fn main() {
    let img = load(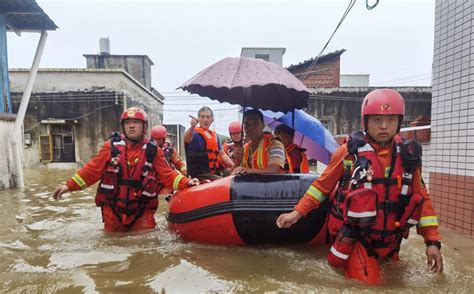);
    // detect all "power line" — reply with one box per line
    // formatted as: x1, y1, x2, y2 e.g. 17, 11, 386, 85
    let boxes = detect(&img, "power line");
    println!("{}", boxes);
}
299, 0, 356, 82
